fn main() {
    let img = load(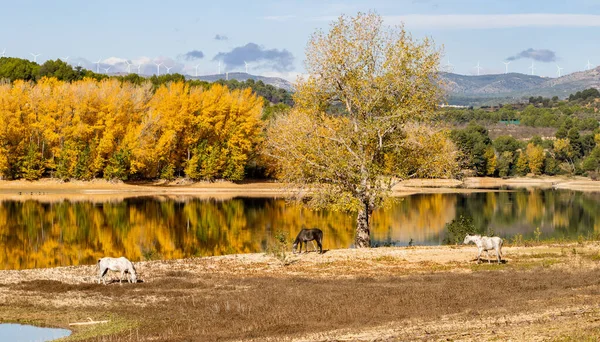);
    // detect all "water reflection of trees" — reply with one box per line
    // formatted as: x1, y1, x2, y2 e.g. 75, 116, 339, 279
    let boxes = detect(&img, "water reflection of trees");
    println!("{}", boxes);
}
0, 198, 358, 270
453, 190, 600, 239
1, 190, 598, 270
